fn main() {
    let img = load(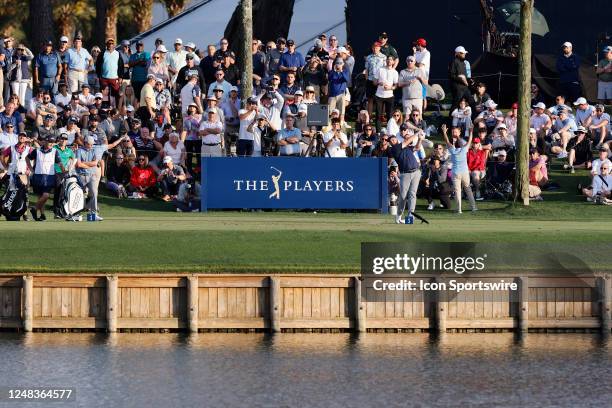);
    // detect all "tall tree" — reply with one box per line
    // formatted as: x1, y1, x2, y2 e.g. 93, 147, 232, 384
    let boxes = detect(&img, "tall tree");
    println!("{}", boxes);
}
163, 0, 188, 18
95, 0, 119, 44
54, 0, 95, 42
130, 0, 154, 33
238, 0, 253, 106
225, 0, 294, 47
29, 0, 55, 49
515, 0, 533, 205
